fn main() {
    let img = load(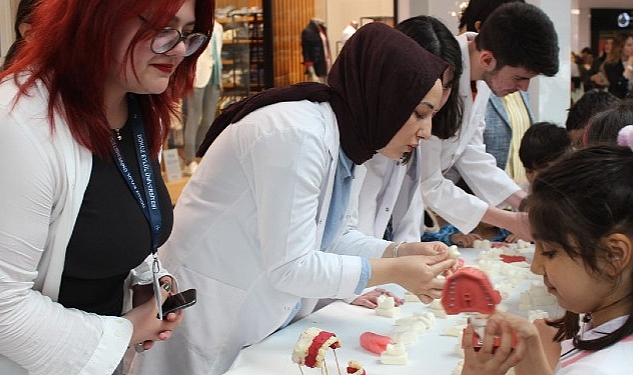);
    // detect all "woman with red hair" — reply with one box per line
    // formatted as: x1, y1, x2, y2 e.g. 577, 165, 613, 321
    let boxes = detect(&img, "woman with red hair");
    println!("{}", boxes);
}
0, 0, 214, 373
